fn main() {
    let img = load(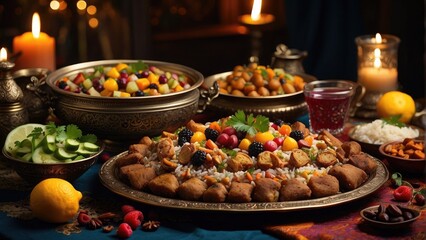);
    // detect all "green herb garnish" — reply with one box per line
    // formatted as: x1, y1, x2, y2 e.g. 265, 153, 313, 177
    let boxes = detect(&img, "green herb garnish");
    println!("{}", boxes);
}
221, 148, 237, 157
382, 115, 406, 128
129, 61, 148, 72
226, 110, 269, 136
